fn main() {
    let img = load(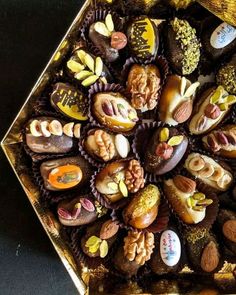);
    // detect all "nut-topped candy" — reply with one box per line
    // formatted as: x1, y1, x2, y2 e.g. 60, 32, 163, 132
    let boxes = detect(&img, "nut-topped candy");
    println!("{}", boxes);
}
122, 184, 161, 229
184, 153, 233, 192
92, 92, 139, 132
83, 129, 130, 162
164, 175, 213, 224
40, 156, 92, 191
81, 219, 119, 258
189, 86, 236, 135
166, 18, 201, 75
202, 125, 236, 158
126, 16, 159, 60
144, 127, 188, 175
95, 159, 145, 204
159, 75, 200, 125
57, 195, 107, 226
127, 64, 161, 112
66, 48, 112, 87
50, 83, 88, 121
26, 117, 81, 154
89, 13, 127, 62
